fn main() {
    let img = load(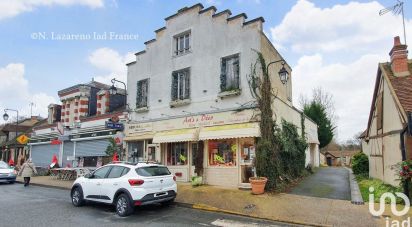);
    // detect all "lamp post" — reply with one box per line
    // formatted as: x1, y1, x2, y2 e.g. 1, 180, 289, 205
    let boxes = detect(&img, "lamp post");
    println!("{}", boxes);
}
266, 60, 289, 85
3, 109, 19, 162
109, 78, 128, 110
